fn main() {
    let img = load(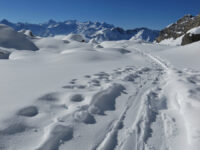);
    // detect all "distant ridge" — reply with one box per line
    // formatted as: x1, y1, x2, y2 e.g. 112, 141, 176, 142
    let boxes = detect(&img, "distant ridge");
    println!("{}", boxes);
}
0, 19, 159, 42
